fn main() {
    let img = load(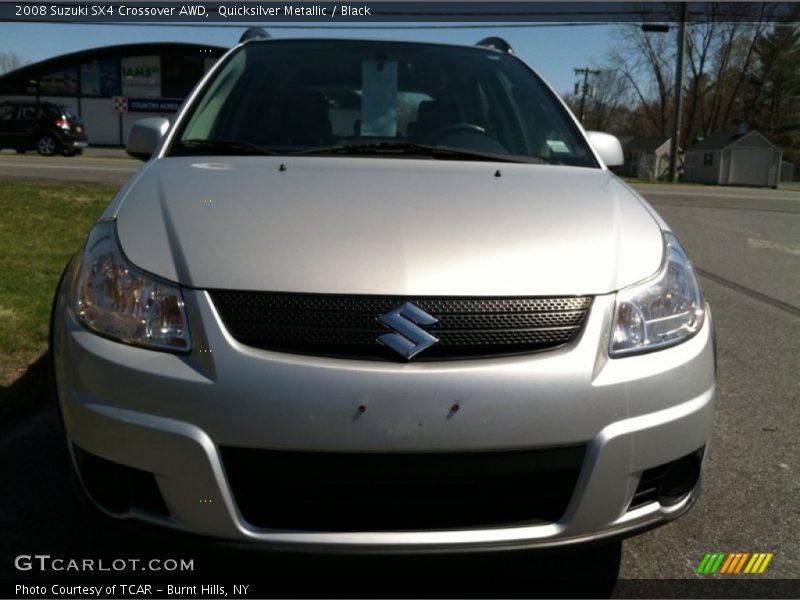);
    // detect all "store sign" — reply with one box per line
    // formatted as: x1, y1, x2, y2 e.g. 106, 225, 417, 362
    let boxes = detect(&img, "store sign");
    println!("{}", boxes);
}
82, 60, 102, 96
121, 56, 161, 98
128, 98, 183, 113
82, 58, 119, 96
113, 96, 128, 113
